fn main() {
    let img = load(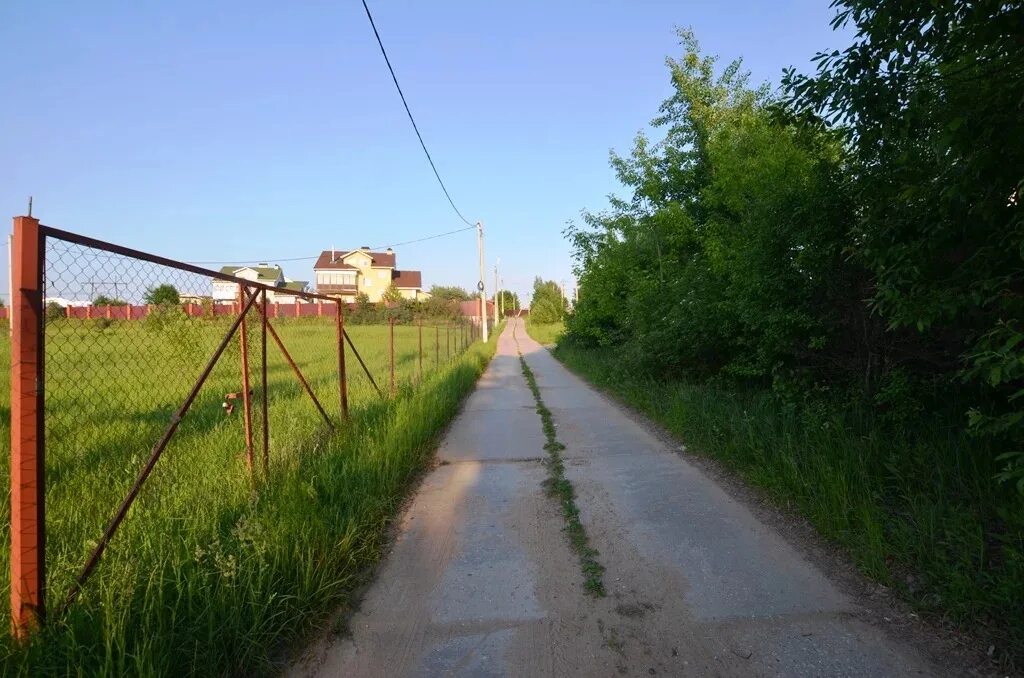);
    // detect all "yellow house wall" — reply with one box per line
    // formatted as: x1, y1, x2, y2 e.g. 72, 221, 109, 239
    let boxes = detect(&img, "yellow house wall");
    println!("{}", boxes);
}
341, 251, 392, 302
